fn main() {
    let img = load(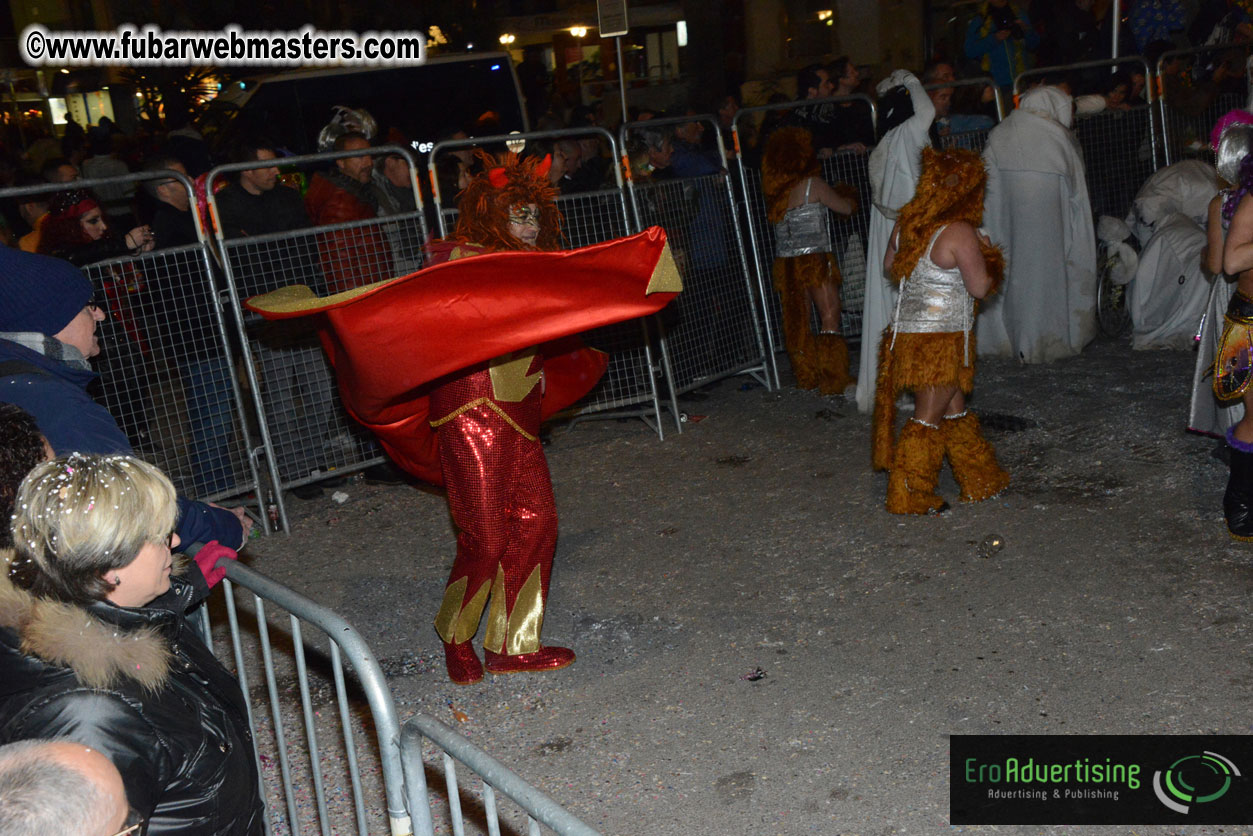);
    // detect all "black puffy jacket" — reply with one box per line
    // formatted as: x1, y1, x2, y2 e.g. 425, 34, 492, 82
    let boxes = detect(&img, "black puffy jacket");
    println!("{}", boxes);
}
0, 557, 264, 835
